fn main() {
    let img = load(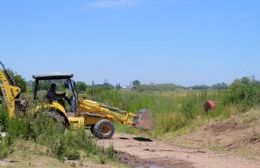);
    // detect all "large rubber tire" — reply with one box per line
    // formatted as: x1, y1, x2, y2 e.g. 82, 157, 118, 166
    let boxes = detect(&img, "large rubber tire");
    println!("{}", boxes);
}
93, 119, 115, 139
